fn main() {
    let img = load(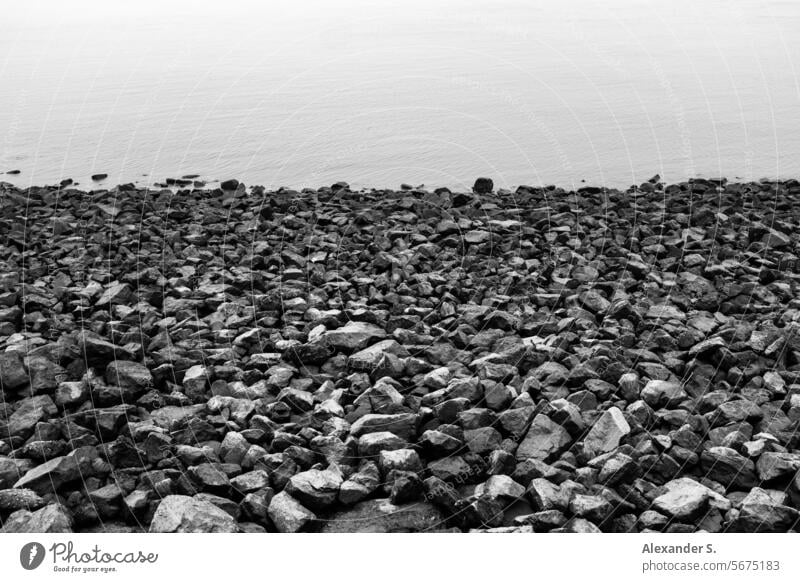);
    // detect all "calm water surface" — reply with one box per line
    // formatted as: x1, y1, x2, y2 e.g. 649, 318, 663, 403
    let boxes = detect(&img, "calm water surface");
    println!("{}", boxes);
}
1, 0, 799, 191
